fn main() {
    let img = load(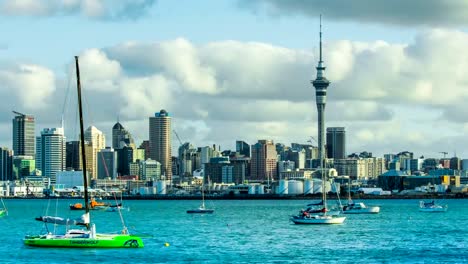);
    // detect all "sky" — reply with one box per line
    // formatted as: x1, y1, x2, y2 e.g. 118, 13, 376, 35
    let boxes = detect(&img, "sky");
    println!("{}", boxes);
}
1, 0, 468, 159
